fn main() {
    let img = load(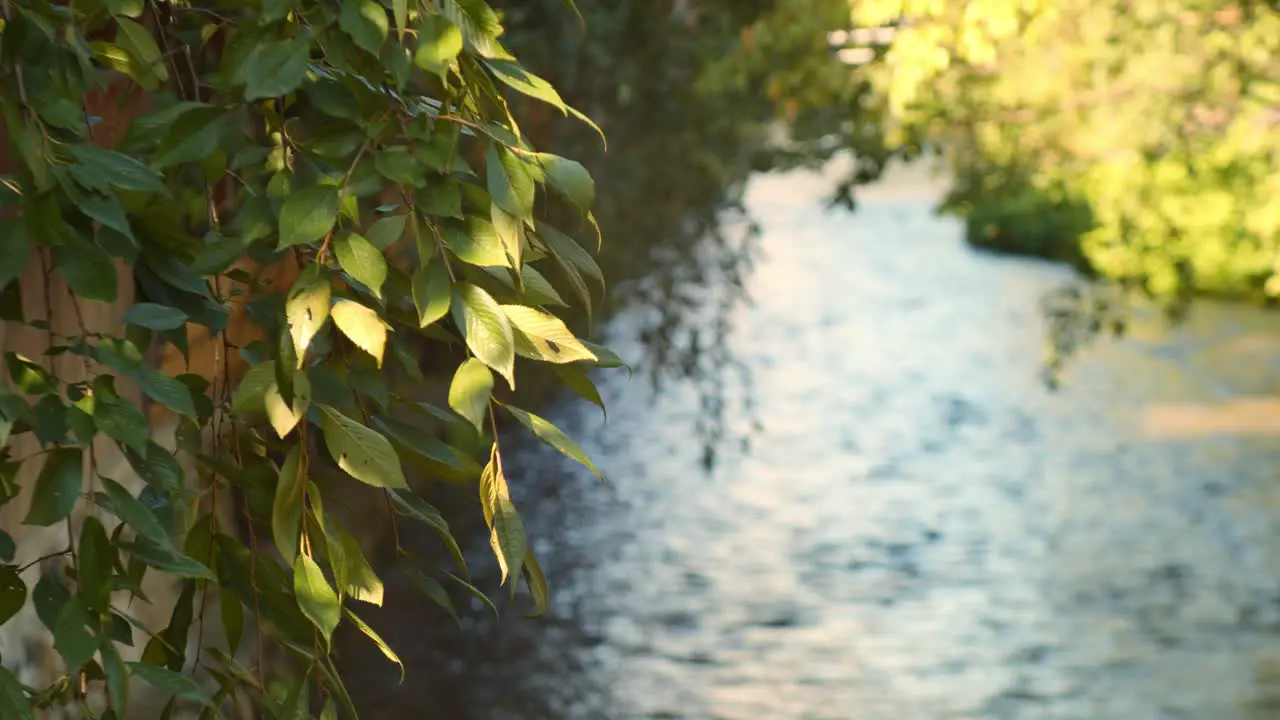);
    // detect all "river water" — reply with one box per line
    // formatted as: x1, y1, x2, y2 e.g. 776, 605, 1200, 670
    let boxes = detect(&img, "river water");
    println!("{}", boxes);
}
343, 159, 1280, 719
